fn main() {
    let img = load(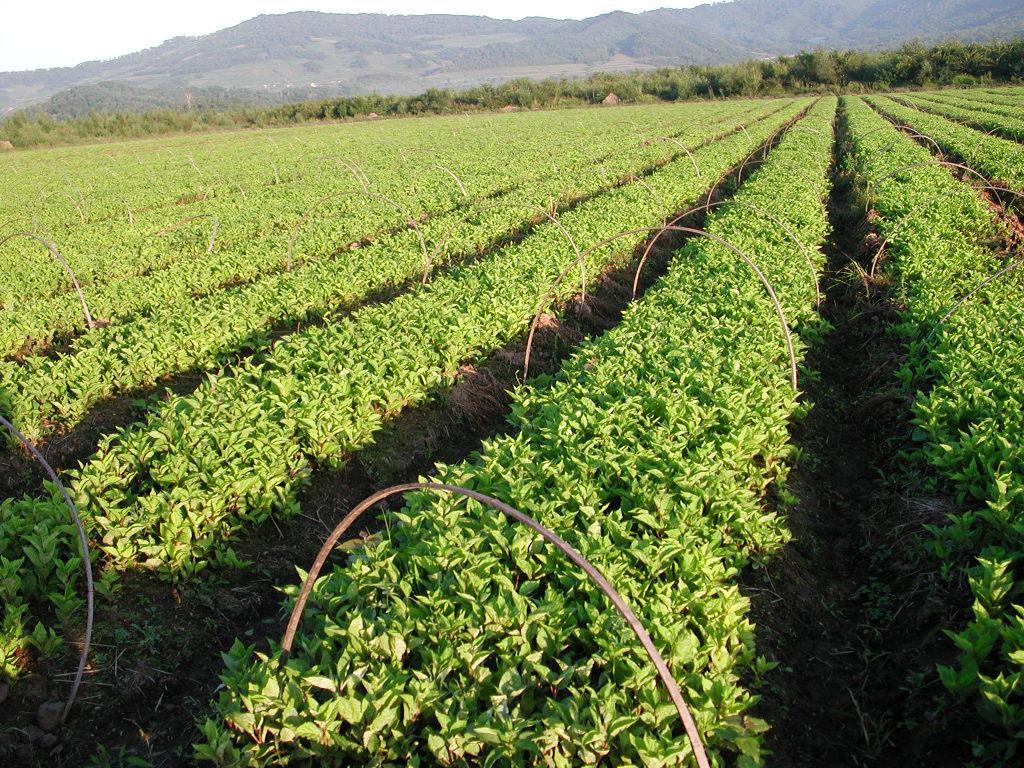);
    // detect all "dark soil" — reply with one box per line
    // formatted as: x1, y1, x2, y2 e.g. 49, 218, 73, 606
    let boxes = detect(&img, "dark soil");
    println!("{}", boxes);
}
746, 103, 975, 767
